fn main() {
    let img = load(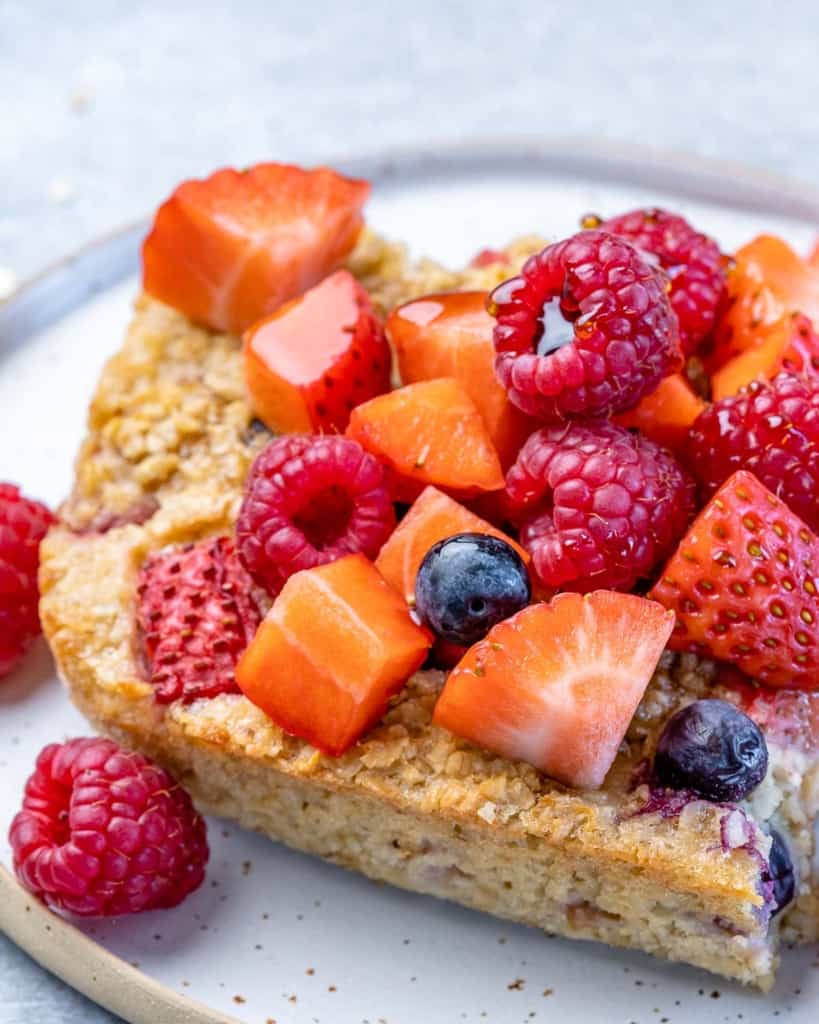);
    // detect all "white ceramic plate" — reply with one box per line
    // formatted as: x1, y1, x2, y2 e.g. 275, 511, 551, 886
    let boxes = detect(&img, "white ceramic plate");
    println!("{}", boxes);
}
2, 141, 819, 1024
